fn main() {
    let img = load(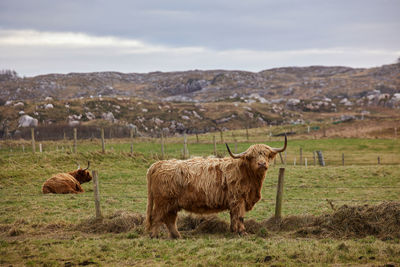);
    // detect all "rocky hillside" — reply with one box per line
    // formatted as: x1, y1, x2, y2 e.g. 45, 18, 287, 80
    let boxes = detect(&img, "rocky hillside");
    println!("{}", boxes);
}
0, 64, 399, 139
1, 64, 399, 103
